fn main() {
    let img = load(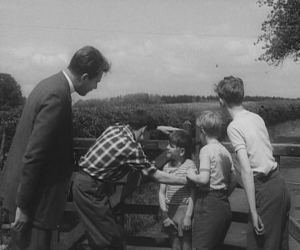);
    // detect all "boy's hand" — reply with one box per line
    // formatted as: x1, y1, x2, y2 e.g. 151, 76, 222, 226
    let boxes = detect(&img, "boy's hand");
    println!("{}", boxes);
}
163, 217, 177, 230
252, 213, 265, 235
182, 216, 192, 231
